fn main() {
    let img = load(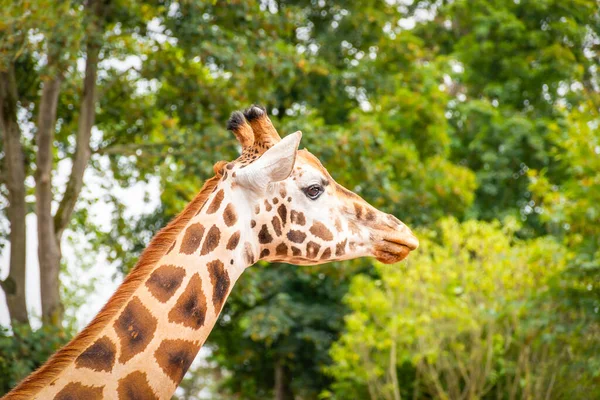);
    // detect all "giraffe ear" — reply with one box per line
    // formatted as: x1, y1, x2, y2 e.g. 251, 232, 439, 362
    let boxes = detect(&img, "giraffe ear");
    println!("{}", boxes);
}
235, 131, 302, 192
